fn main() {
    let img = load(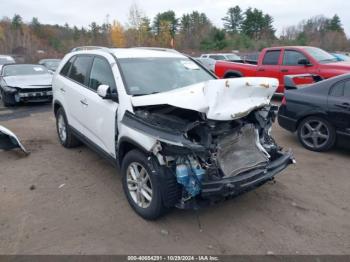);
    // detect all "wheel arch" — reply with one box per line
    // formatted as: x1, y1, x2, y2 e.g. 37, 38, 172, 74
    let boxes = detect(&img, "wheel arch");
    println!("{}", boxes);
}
117, 137, 150, 166
296, 111, 330, 130
223, 70, 244, 78
53, 100, 64, 116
